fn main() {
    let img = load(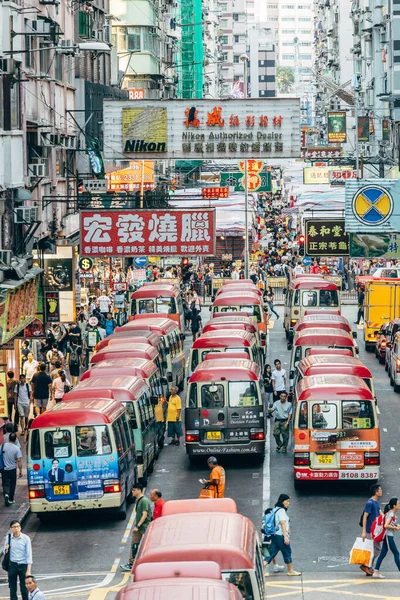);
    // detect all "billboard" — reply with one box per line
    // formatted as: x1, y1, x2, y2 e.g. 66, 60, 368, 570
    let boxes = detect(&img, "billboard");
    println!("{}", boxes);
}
103, 99, 301, 160
80, 209, 216, 257
300, 147, 343, 159
305, 219, 349, 256
303, 166, 352, 185
329, 170, 358, 186
44, 258, 73, 291
357, 116, 370, 142
350, 233, 400, 258
327, 112, 347, 144
106, 162, 154, 192
345, 179, 400, 232
221, 171, 271, 192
